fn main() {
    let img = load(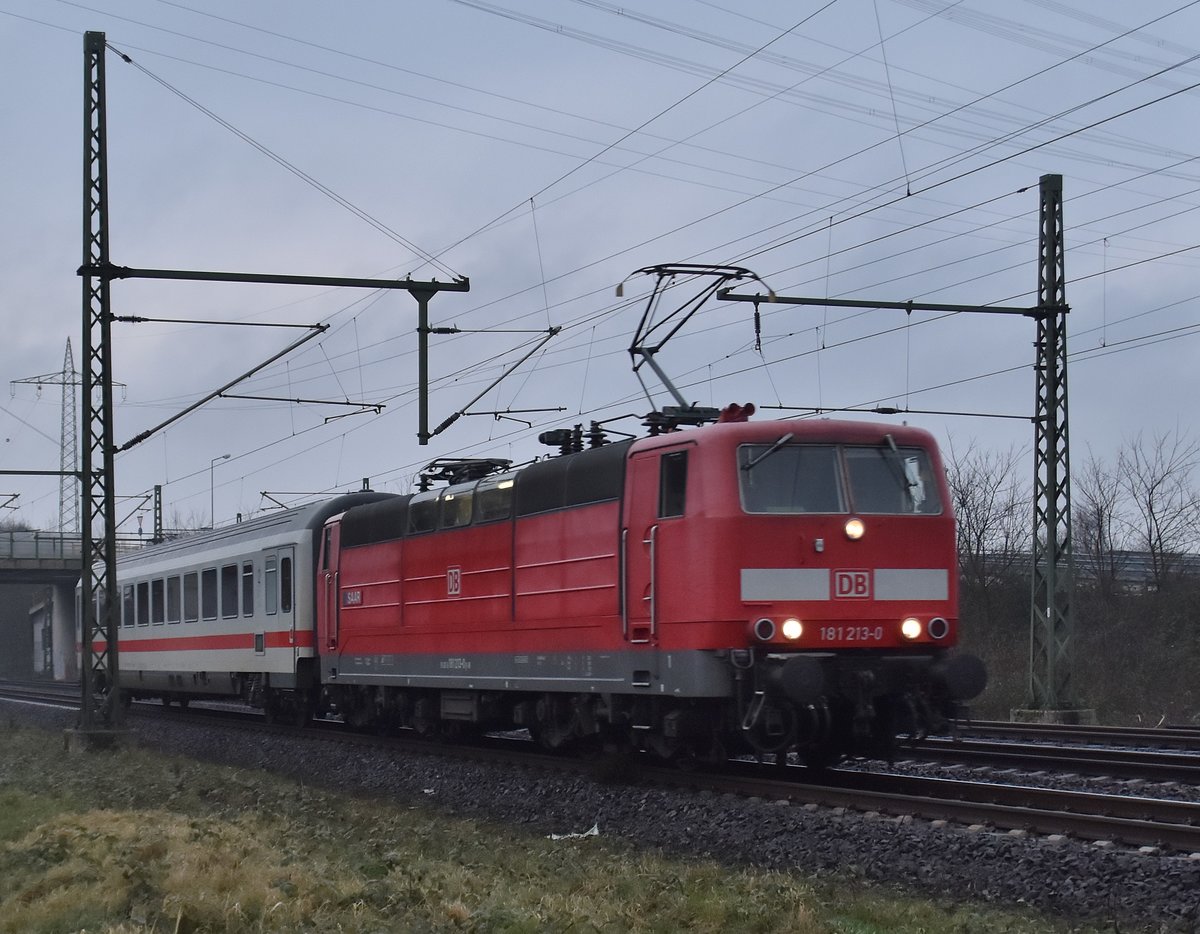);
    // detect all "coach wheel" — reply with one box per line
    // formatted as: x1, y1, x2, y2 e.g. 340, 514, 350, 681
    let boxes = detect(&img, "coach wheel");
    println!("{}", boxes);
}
264, 689, 301, 726
262, 692, 281, 725
292, 690, 315, 727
